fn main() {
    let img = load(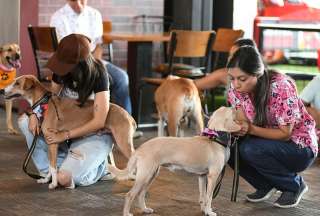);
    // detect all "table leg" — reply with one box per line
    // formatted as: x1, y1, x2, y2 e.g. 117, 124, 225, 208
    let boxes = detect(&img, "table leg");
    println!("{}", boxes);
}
127, 42, 157, 126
